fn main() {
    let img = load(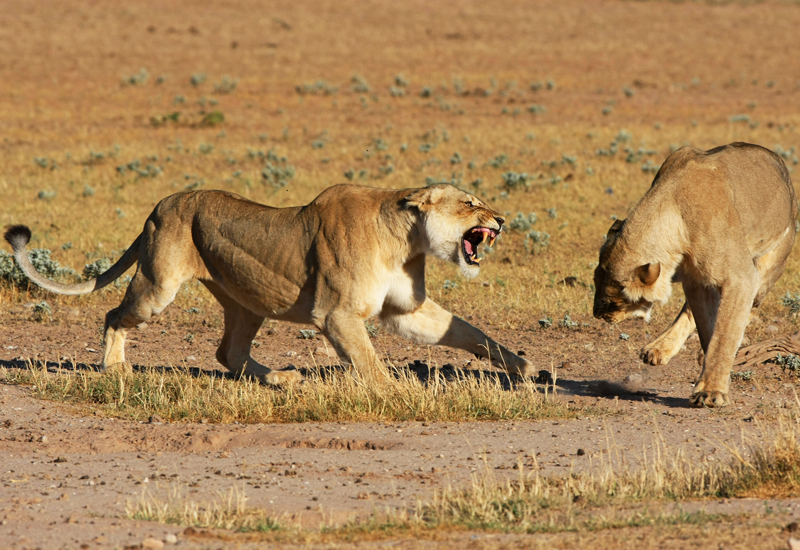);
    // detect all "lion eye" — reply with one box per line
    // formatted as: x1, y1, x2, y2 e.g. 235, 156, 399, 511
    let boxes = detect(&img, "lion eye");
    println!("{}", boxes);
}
464, 201, 476, 208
